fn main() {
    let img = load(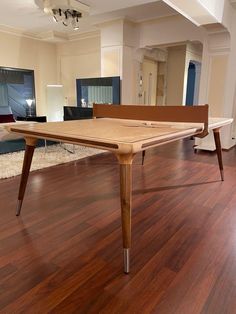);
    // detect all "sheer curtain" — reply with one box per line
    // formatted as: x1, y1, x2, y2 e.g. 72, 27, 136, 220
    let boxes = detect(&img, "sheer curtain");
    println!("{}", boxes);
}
0, 83, 9, 107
